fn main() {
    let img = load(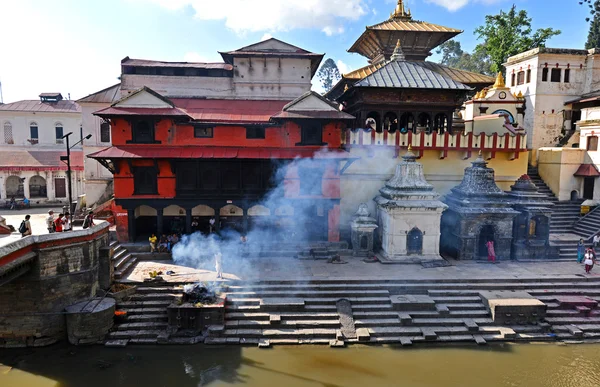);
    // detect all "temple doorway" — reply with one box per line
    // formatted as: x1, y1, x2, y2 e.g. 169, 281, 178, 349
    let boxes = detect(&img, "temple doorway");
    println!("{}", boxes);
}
478, 225, 495, 258
407, 227, 423, 255
584, 177, 595, 200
